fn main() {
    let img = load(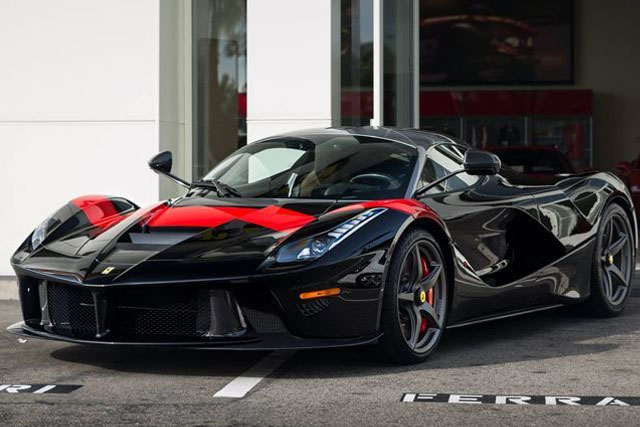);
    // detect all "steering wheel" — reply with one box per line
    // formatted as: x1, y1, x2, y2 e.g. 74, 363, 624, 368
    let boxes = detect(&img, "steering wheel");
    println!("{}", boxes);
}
350, 173, 398, 189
